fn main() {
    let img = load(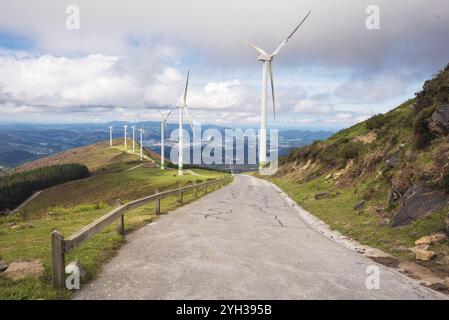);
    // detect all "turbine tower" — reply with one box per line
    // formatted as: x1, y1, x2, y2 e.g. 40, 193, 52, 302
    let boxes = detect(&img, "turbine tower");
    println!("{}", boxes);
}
159, 110, 173, 170
132, 125, 136, 153
109, 126, 113, 148
139, 128, 144, 161
243, 10, 311, 170
123, 125, 128, 150
176, 70, 194, 176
